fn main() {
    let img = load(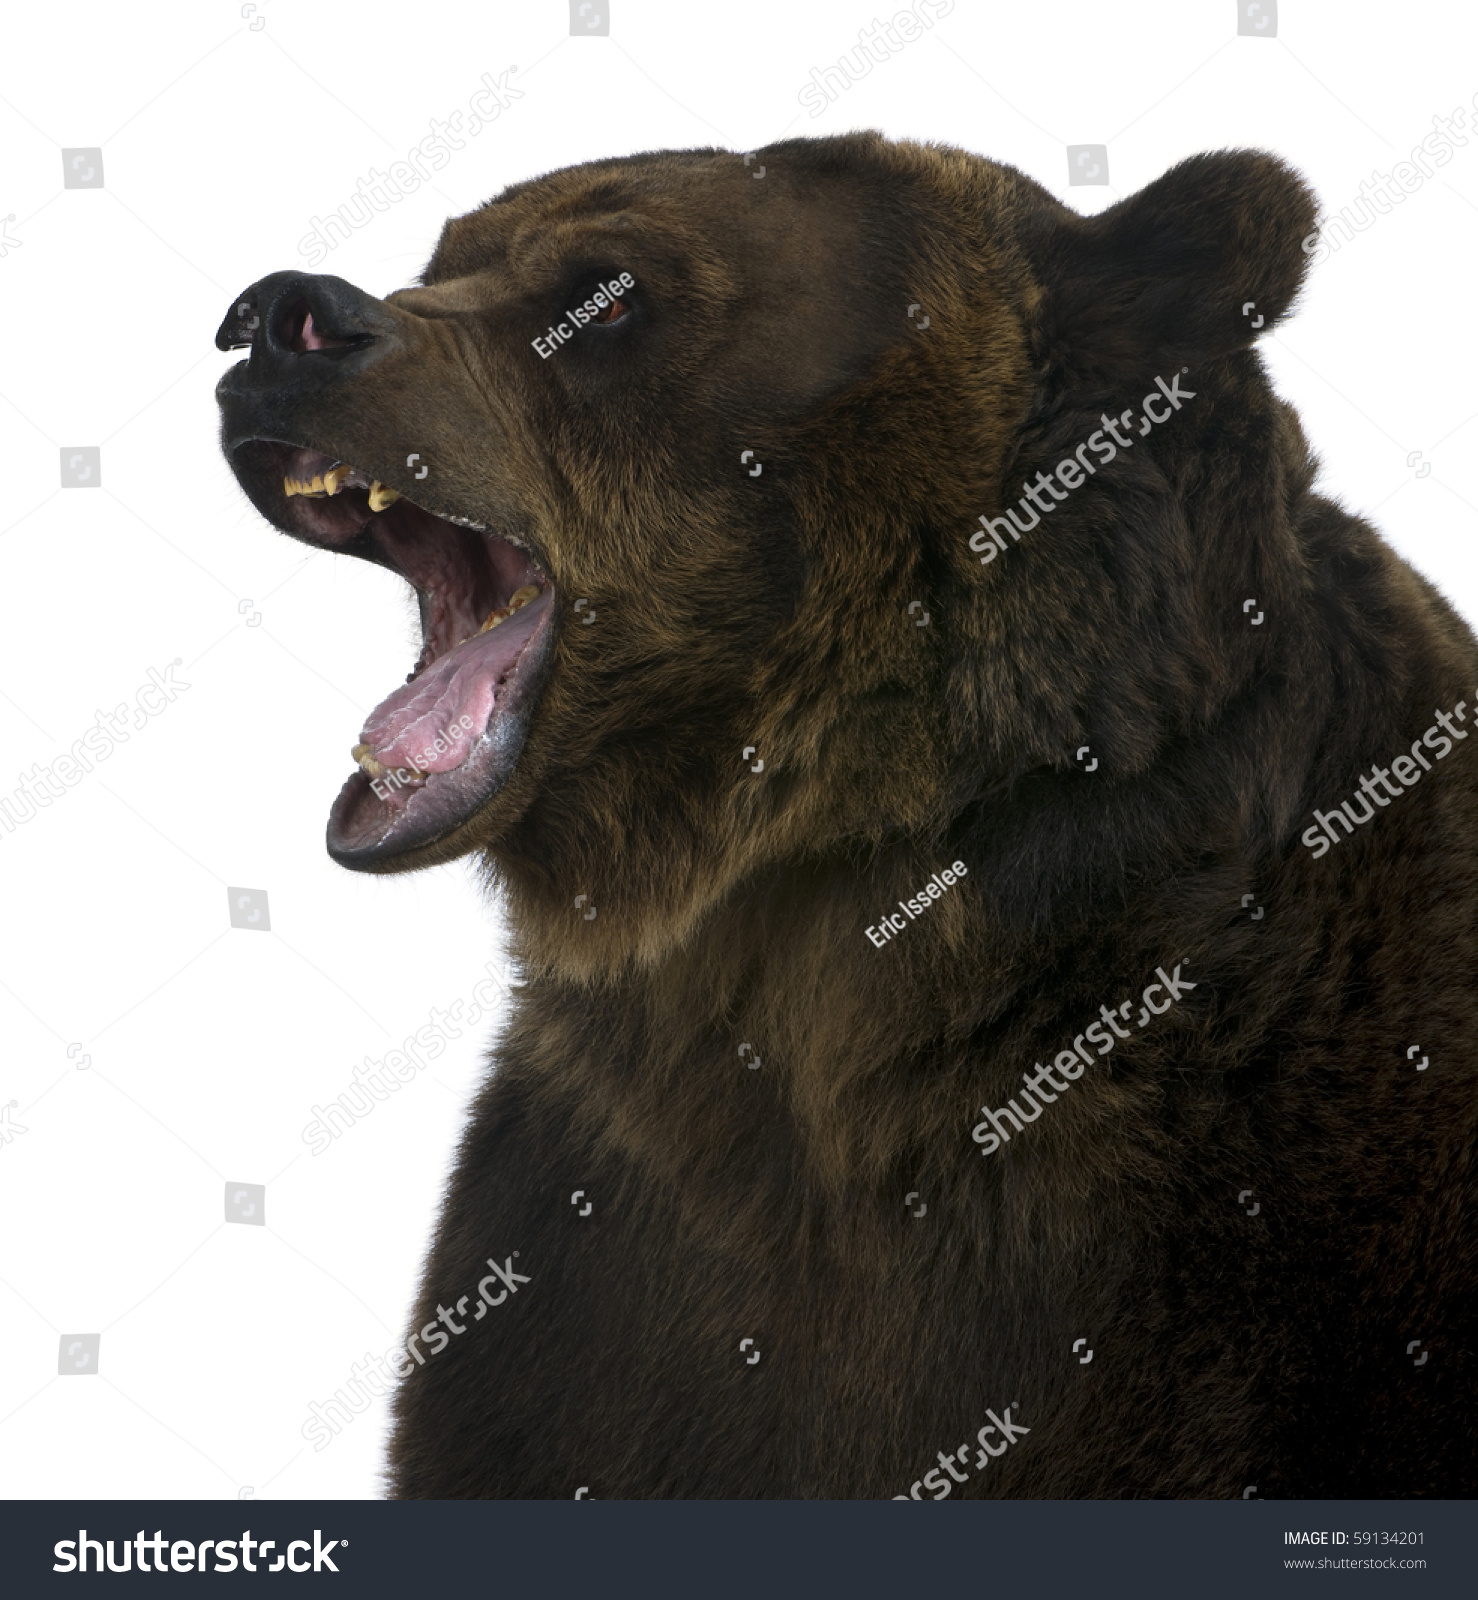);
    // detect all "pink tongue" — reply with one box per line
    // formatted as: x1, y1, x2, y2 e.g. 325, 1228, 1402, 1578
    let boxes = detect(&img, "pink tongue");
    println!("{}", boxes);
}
360, 599, 543, 774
